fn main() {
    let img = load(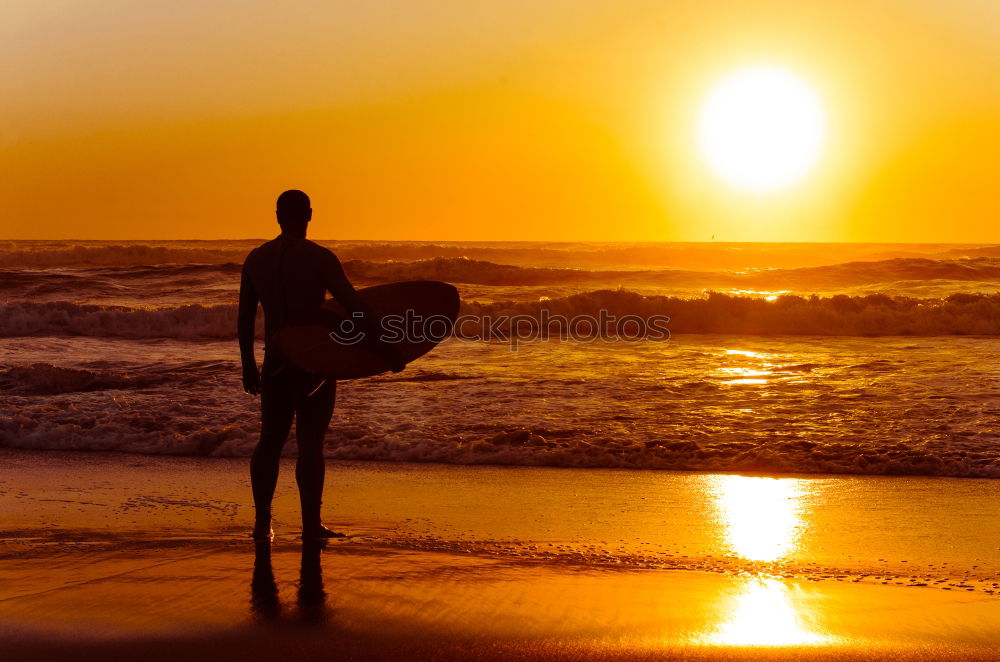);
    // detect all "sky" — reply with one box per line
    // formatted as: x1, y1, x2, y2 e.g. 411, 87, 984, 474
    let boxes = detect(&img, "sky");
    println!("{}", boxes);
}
2, 0, 998, 241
